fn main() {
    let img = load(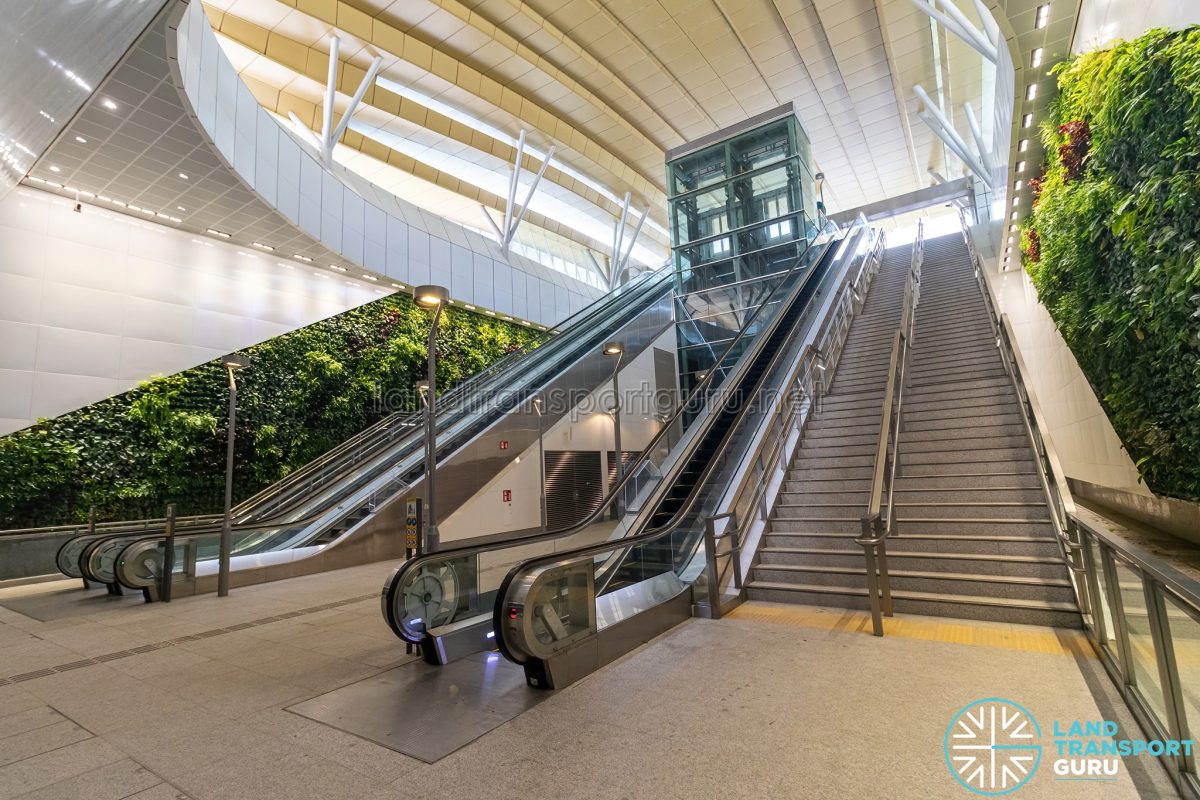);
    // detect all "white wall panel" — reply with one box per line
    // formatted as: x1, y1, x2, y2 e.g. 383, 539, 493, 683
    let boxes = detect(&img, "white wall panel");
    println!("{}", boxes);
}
0, 187, 385, 435
983, 257, 1148, 494
1074, 0, 1200, 53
